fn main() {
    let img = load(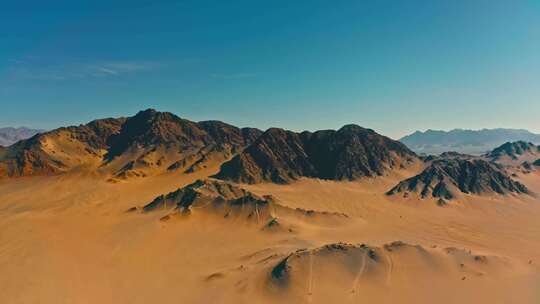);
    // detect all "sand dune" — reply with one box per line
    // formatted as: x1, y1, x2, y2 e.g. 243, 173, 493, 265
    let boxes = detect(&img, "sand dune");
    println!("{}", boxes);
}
266, 242, 532, 304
